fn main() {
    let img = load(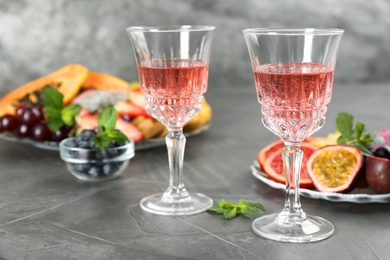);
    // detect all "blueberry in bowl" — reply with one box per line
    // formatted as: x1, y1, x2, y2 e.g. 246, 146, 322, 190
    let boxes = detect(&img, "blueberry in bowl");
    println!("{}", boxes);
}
59, 129, 135, 181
